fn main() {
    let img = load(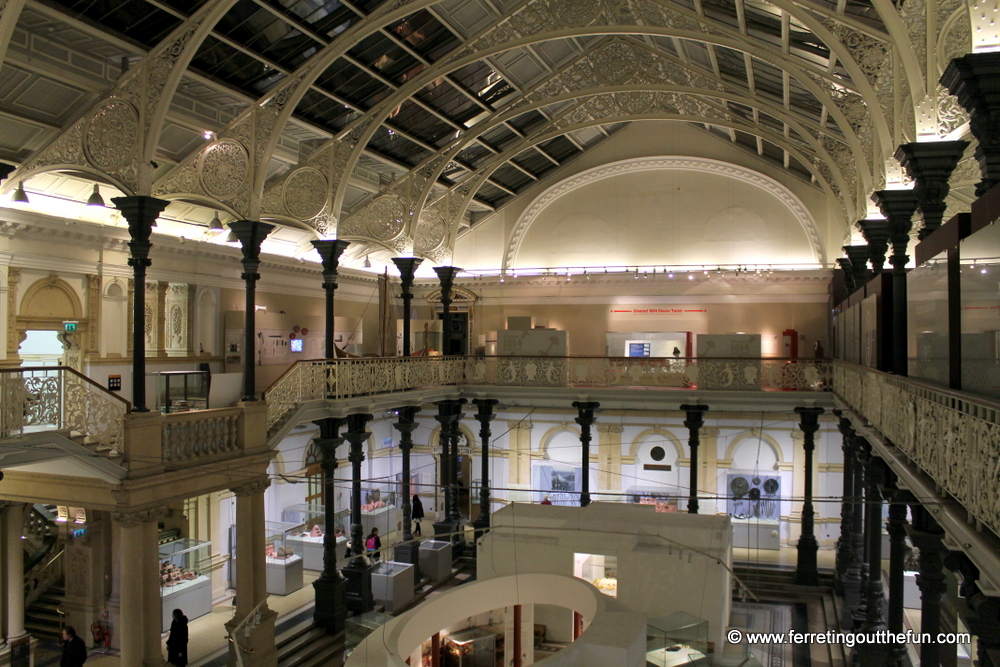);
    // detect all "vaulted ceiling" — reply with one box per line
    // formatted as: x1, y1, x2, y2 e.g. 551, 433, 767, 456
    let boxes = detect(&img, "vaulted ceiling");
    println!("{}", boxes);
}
0, 0, 980, 270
